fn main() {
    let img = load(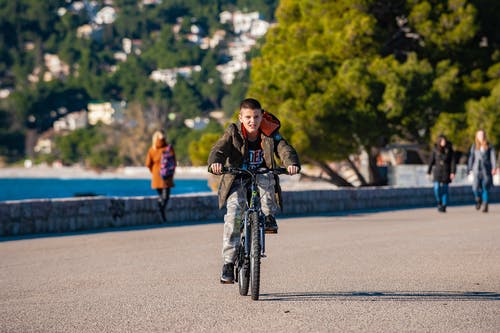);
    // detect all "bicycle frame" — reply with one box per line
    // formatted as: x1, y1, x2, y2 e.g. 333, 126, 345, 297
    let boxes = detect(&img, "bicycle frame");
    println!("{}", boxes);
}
225, 167, 287, 257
